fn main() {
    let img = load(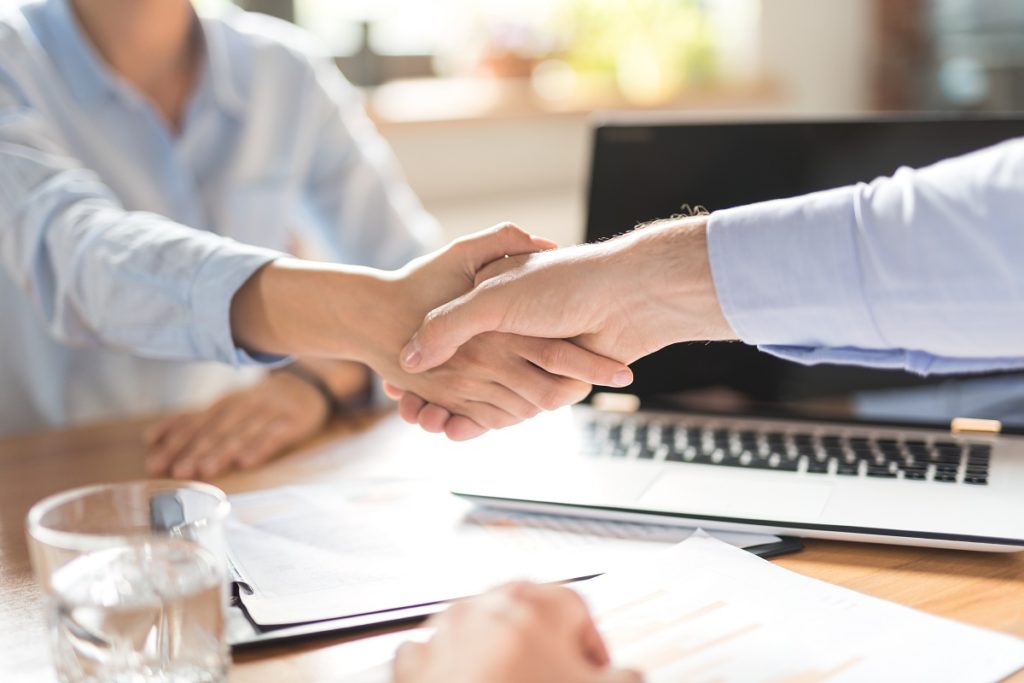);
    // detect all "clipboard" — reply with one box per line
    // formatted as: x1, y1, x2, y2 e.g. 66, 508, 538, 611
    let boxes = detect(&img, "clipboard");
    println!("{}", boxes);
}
228, 536, 803, 650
